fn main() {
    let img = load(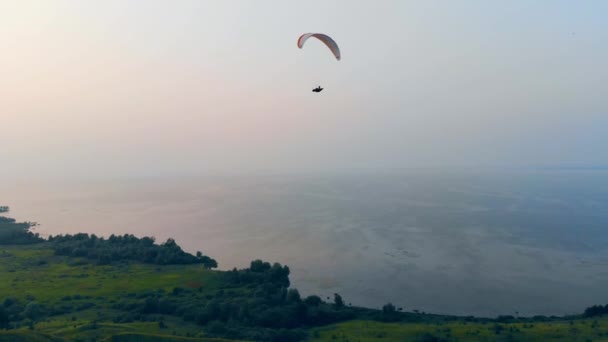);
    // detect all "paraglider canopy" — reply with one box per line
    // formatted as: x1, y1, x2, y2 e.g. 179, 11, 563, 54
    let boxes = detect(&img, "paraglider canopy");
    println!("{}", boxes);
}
297, 33, 341, 61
